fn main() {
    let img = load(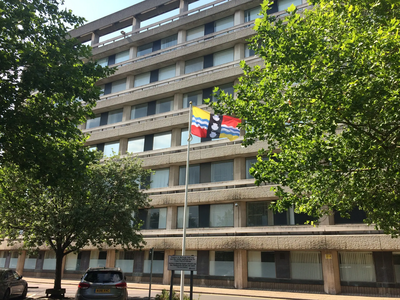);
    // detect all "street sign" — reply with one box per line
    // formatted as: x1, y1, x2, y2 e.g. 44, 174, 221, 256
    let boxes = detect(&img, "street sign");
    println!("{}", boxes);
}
168, 255, 197, 271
